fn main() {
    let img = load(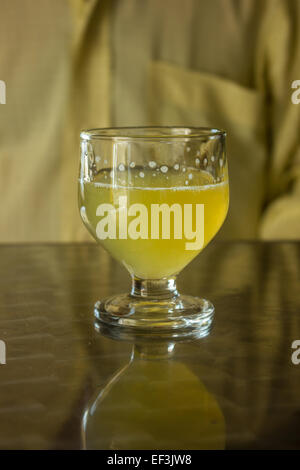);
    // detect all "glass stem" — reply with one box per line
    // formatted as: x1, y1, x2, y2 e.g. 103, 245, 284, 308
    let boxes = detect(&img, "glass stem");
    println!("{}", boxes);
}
131, 342, 176, 361
131, 276, 179, 301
